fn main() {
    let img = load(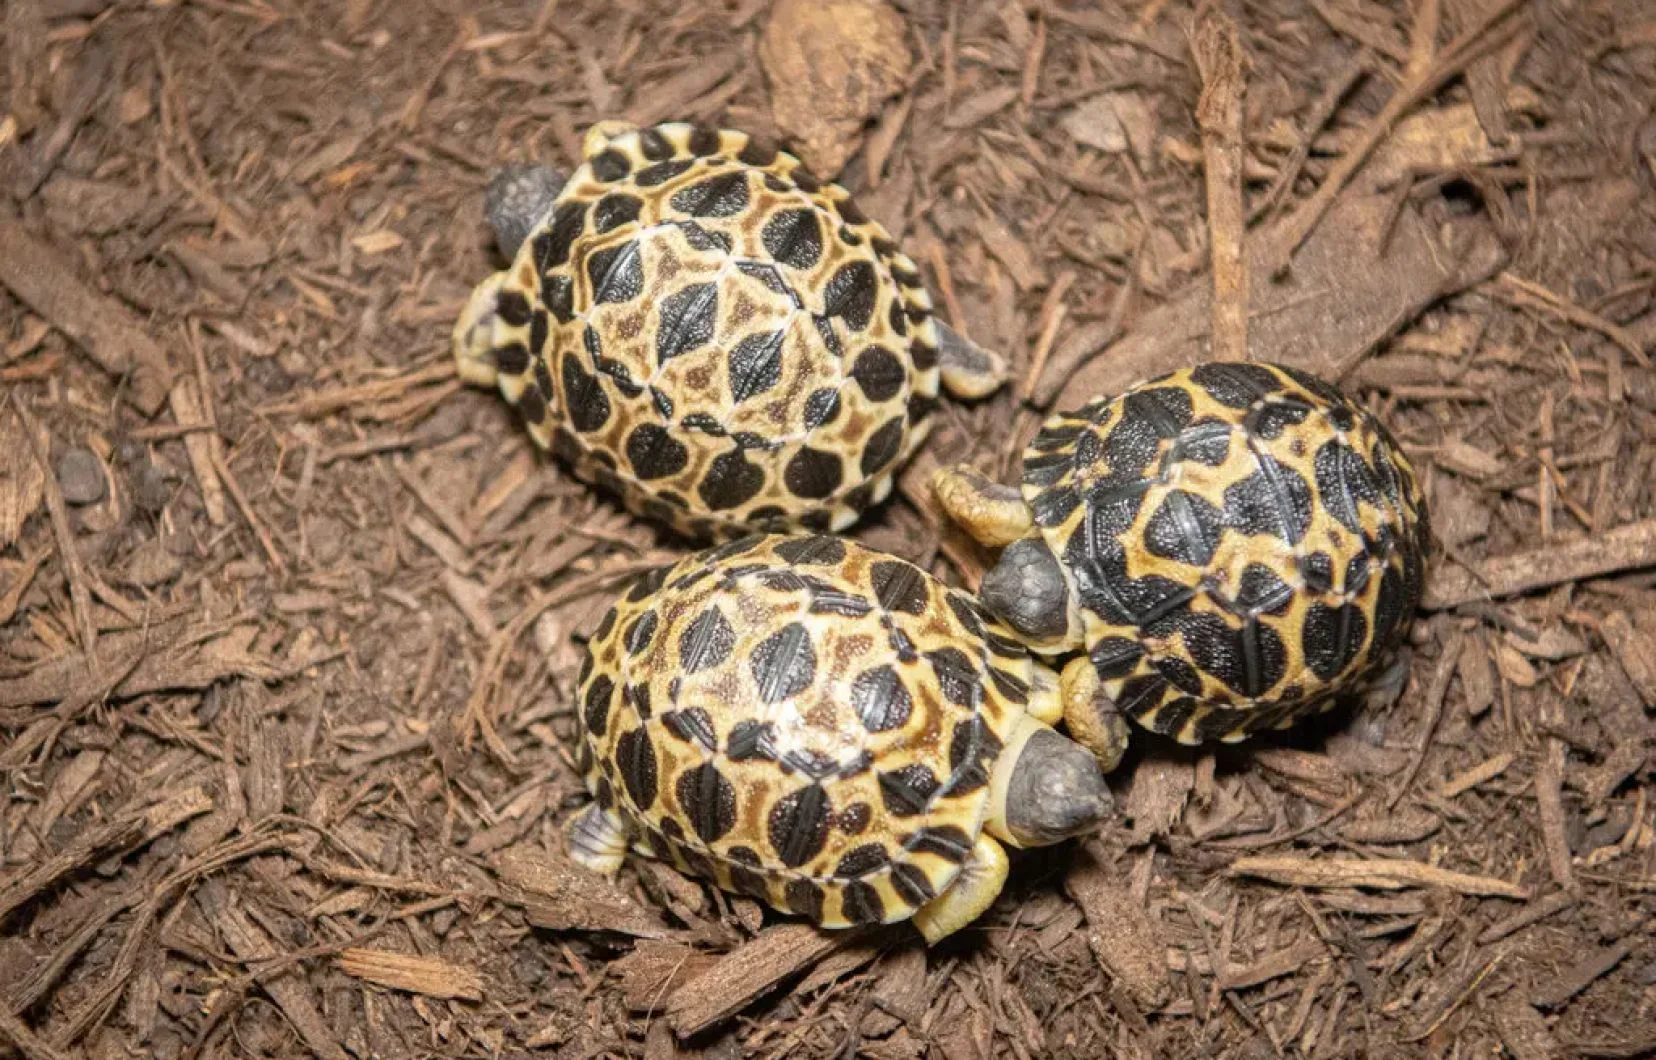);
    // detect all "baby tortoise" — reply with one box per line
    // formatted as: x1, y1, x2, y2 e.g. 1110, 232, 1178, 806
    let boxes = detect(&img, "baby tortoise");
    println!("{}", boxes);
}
570, 533, 1112, 943
933, 362, 1430, 768
454, 121, 1006, 541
